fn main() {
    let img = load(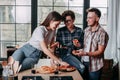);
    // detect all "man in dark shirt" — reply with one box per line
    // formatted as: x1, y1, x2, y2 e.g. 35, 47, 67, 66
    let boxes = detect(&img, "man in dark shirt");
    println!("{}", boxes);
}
56, 10, 85, 77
